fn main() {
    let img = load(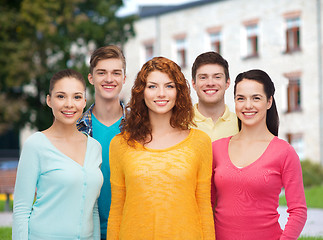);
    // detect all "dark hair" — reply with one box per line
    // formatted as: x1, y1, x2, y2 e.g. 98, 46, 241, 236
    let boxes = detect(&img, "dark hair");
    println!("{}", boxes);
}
89, 45, 126, 74
192, 51, 229, 82
49, 69, 85, 95
122, 56, 194, 146
234, 69, 279, 136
